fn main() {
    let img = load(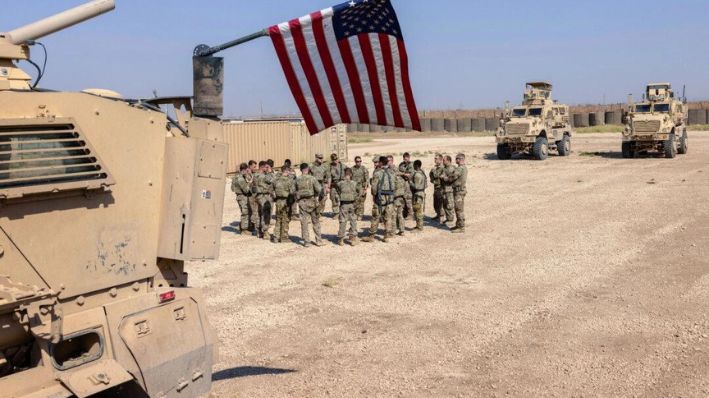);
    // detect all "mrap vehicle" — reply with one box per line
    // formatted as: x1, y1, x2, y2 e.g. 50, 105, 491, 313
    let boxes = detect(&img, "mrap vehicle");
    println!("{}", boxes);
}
496, 82, 573, 160
622, 83, 688, 158
0, 1, 228, 397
